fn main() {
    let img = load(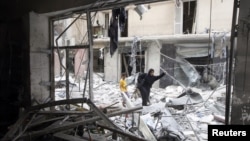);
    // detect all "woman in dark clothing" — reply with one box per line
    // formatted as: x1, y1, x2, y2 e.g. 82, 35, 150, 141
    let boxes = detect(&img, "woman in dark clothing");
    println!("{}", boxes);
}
137, 69, 165, 106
